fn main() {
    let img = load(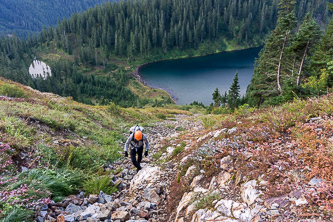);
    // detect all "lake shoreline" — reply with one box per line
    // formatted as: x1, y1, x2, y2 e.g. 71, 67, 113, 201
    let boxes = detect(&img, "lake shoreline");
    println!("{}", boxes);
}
132, 46, 262, 105
133, 63, 179, 103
